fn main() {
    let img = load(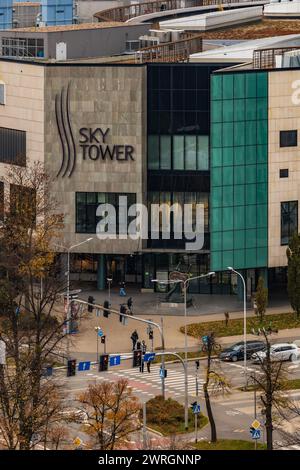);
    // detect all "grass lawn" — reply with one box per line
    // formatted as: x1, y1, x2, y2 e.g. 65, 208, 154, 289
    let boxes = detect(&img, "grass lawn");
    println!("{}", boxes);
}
144, 395, 208, 436
193, 439, 266, 450
182, 312, 300, 340
241, 378, 300, 392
